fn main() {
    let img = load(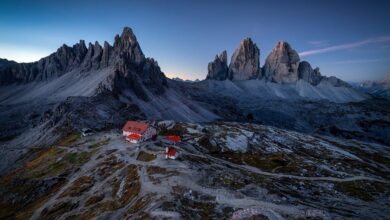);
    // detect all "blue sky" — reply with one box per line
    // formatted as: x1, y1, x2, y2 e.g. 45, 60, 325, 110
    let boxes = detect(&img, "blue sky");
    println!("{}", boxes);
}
0, 0, 389, 82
